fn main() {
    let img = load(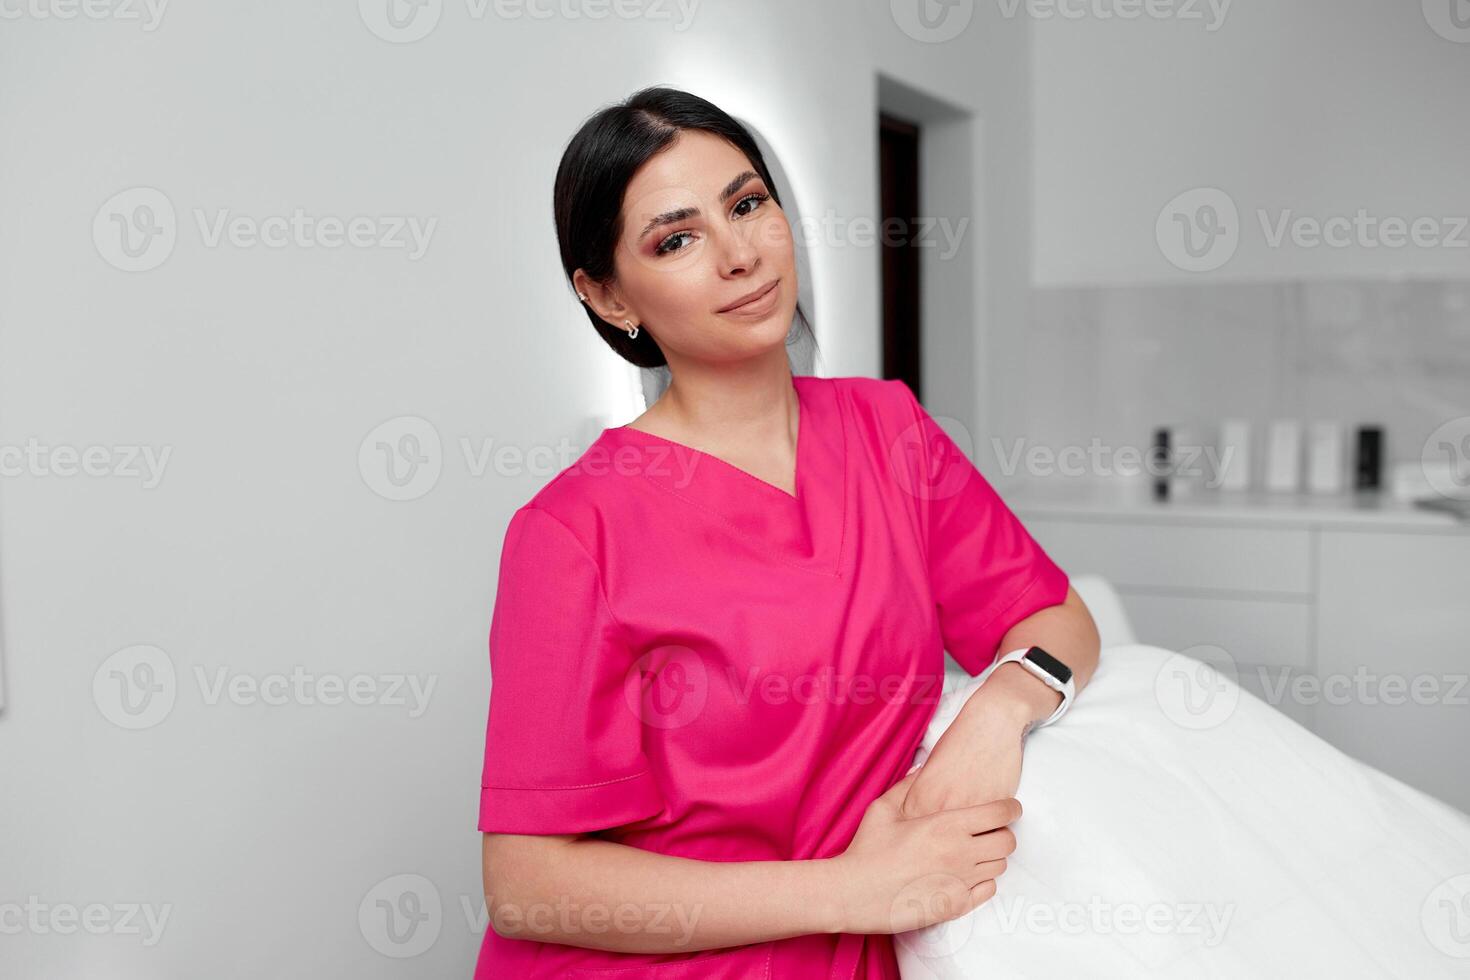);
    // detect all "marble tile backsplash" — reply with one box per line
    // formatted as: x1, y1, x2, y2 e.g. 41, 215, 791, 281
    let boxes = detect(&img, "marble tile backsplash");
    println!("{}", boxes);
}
1023, 279, 1470, 488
